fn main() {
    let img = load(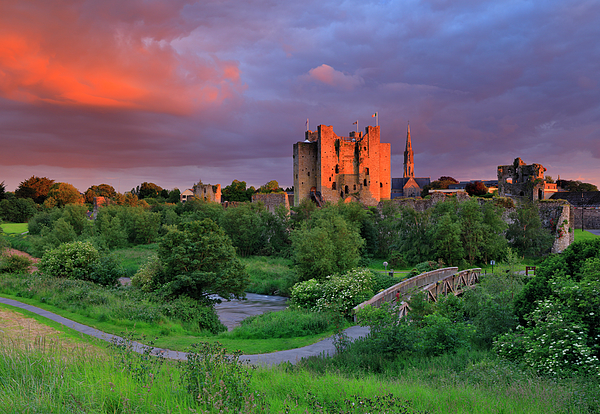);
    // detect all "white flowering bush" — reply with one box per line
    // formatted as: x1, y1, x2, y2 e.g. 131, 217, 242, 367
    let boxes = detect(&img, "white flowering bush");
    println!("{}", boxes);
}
494, 275, 600, 377
290, 268, 375, 317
